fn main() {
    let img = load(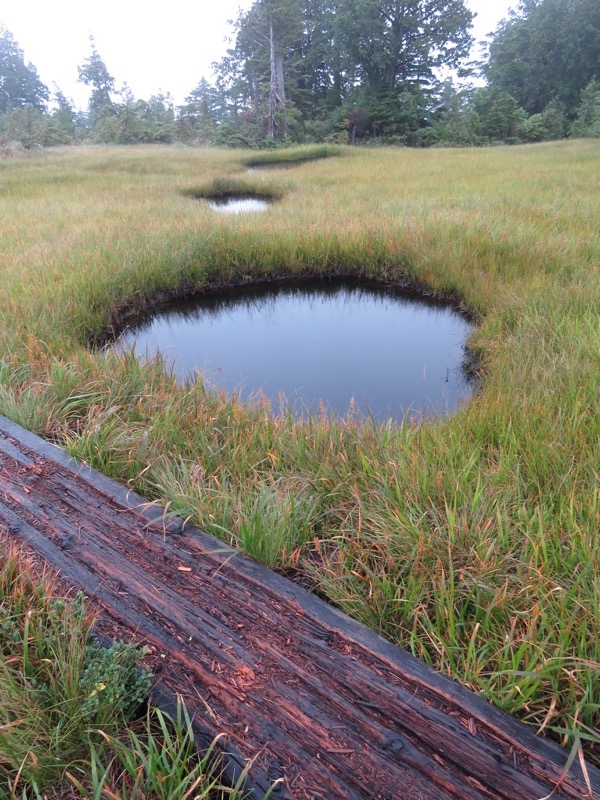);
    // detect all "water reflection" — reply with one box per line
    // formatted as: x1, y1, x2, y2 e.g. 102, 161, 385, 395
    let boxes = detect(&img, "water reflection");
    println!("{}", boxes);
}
207, 197, 270, 214
113, 279, 473, 422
